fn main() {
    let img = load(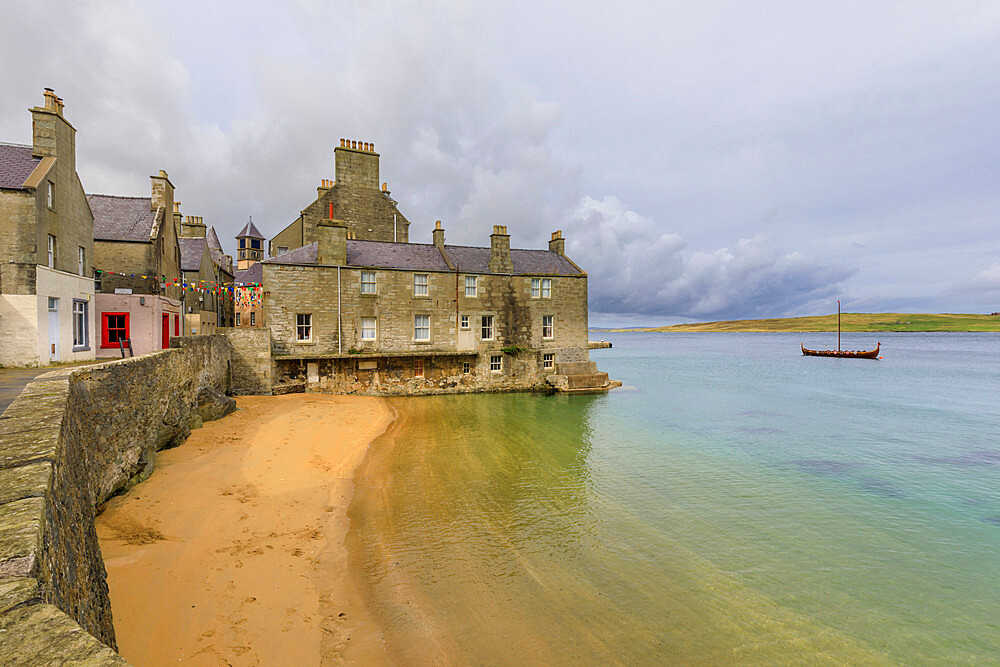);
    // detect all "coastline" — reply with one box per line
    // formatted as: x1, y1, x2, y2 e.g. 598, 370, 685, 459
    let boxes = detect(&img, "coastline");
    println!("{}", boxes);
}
95, 393, 395, 665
